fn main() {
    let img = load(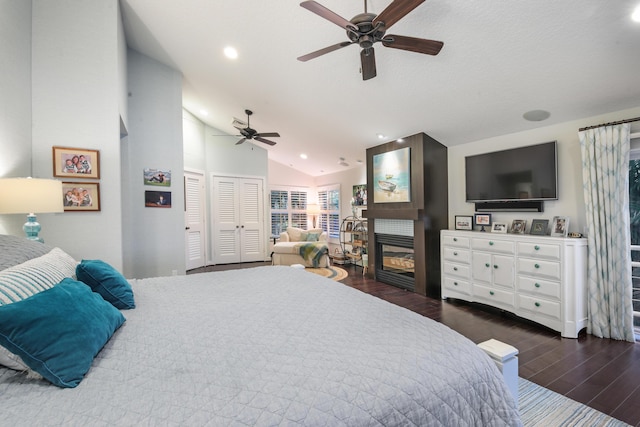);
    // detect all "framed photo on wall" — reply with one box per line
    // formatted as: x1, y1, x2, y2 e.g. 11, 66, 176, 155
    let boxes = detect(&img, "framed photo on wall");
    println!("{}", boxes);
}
455, 215, 473, 230
53, 146, 100, 179
62, 182, 100, 212
145, 191, 172, 208
143, 168, 171, 187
